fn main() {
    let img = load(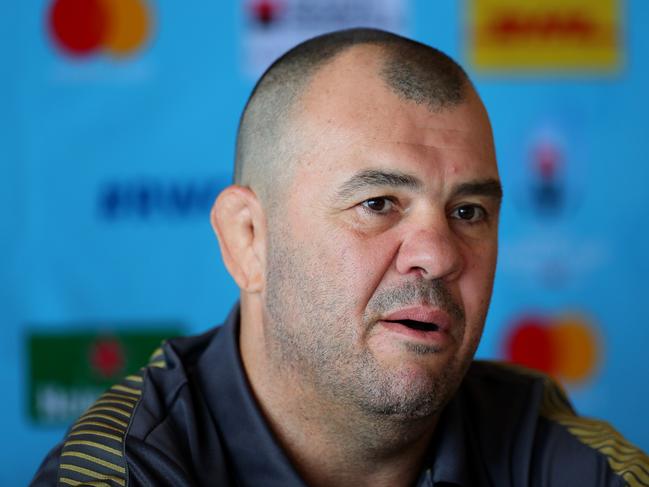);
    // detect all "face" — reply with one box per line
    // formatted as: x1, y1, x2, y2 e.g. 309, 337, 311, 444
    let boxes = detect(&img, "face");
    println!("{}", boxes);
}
263, 47, 501, 419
